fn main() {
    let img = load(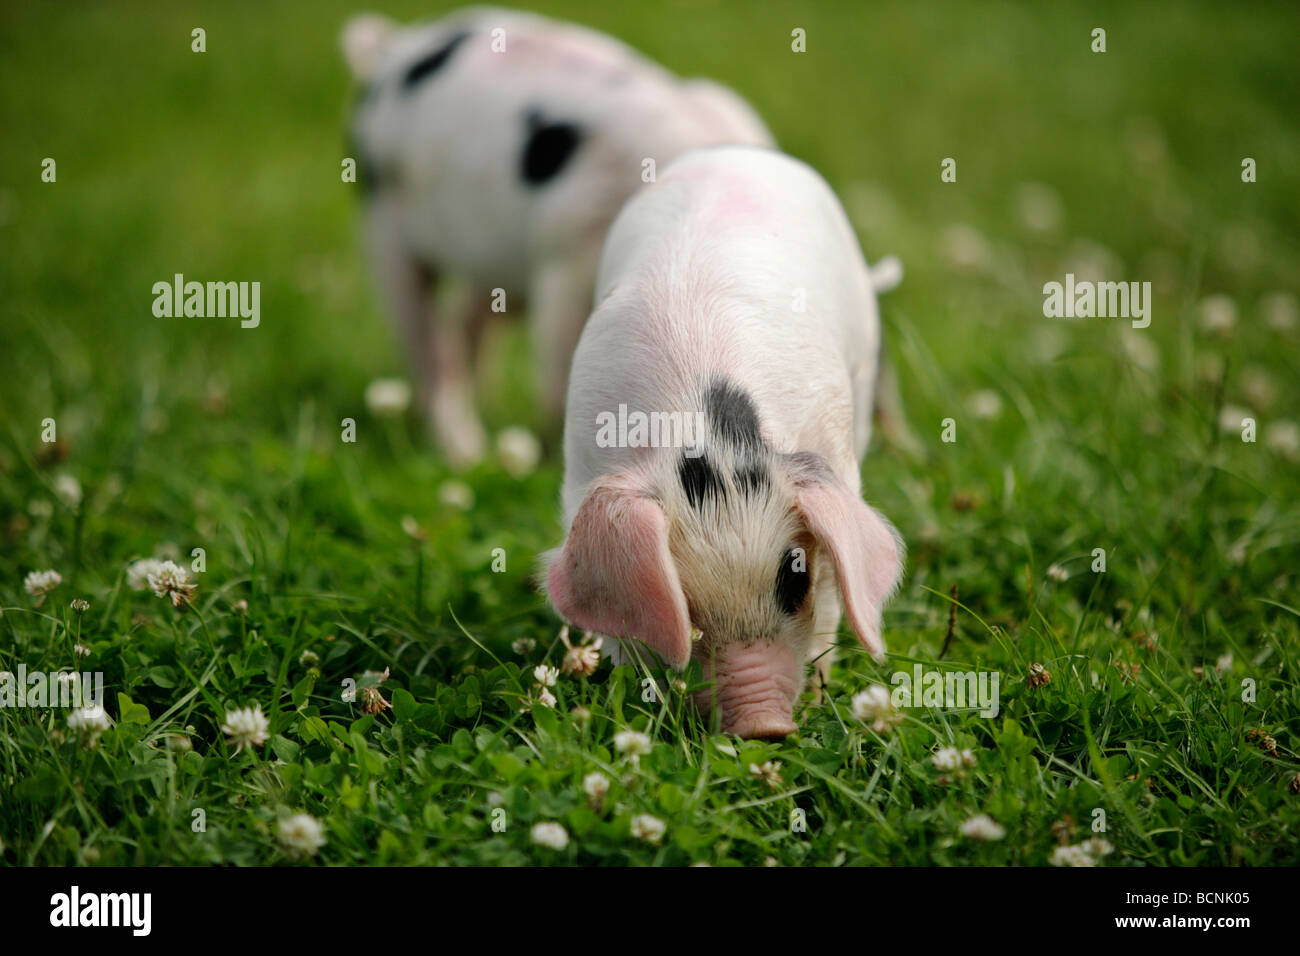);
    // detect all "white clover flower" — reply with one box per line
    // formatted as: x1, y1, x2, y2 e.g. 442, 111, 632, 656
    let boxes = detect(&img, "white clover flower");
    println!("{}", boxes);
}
512, 637, 537, 656
1045, 563, 1069, 582
939, 224, 991, 274
561, 629, 602, 677
959, 814, 1005, 841
533, 665, 559, 688
582, 772, 610, 806
496, 426, 541, 479
1199, 294, 1238, 336
1261, 291, 1297, 331
1063, 239, 1121, 286
850, 685, 902, 734
277, 813, 326, 859
1050, 844, 1096, 867
1240, 367, 1275, 411
1266, 421, 1300, 461
517, 687, 557, 714
147, 560, 195, 607
1083, 837, 1114, 858
67, 705, 111, 745
530, 822, 569, 850
1216, 653, 1233, 672
400, 515, 426, 541
932, 747, 976, 772
850, 684, 890, 719
126, 558, 167, 591
74, 643, 91, 658
749, 760, 783, 789
23, 569, 62, 604
562, 642, 601, 677
54, 474, 82, 508
614, 730, 652, 757
1218, 404, 1252, 435
1013, 182, 1064, 234
364, 377, 411, 417
221, 705, 270, 753
1120, 330, 1159, 372
359, 686, 390, 715
630, 814, 666, 844
70, 598, 90, 613
55, 672, 80, 700
1050, 837, 1113, 867
438, 480, 475, 511
967, 390, 1003, 420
